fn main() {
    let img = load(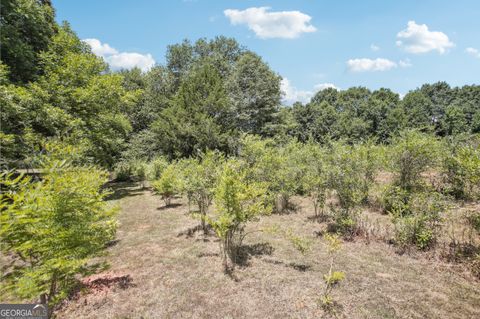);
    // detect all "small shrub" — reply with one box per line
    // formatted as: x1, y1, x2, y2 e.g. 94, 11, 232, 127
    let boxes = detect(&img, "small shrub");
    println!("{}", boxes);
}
442, 144, 480, 199
325, 142, 365, 238
147, 156, 169, 181
114, 160, 133, 181
132, 160, 148, 188
206, 160, 271, 271
301, 143, 328, 218
391, 192, 444, 251
321, 234, 345, 313
382, 185, 411, 216
178, 151, 224, 234
0, 143, 117, 314
285, 229, 313, 255
152, 163, 180, 206
389, 130, 441, 192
